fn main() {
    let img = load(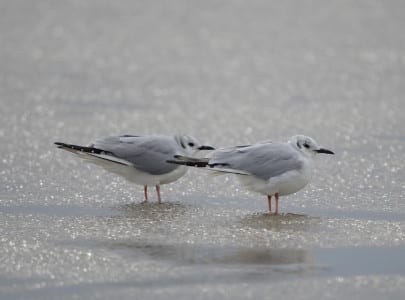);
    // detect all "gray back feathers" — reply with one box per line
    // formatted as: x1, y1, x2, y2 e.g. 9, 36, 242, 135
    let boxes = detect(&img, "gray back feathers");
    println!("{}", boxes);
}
92, 135, 184, 175
209, 142, 303, 180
